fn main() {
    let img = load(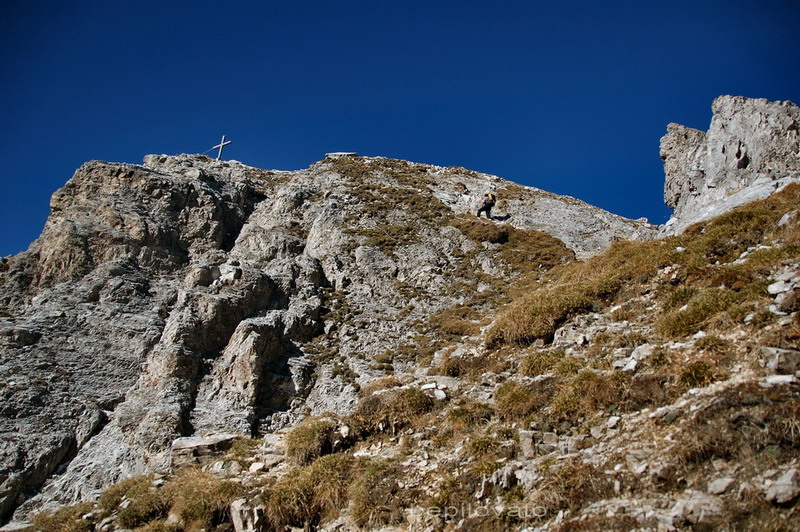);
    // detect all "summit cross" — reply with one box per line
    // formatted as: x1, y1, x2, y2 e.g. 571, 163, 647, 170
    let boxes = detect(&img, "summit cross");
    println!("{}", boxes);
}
212, 135, 232, 160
